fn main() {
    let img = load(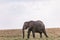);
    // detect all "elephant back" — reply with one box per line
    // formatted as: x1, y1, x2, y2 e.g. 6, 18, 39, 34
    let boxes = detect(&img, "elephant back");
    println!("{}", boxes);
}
35, 20, 45, 28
